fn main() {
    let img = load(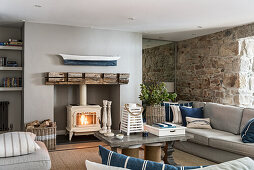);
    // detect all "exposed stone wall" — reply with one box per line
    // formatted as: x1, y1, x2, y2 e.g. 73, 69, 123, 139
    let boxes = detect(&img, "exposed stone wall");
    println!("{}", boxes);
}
143, 43, 175, 83
176, 23, 254, 107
